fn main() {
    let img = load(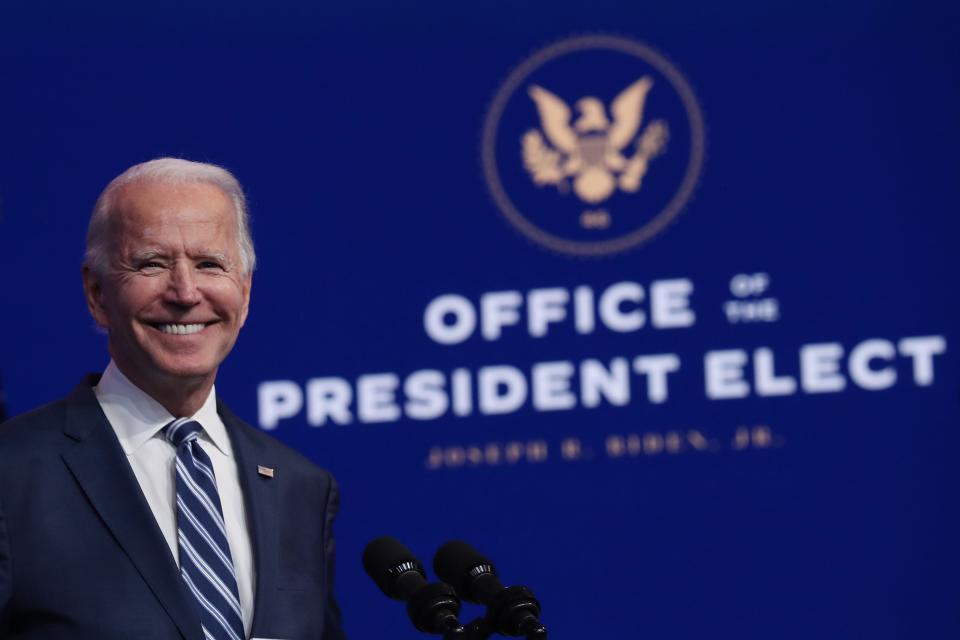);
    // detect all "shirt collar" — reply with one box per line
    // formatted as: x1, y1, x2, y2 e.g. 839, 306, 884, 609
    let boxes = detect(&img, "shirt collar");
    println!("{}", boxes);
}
94, 360, 232, 457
